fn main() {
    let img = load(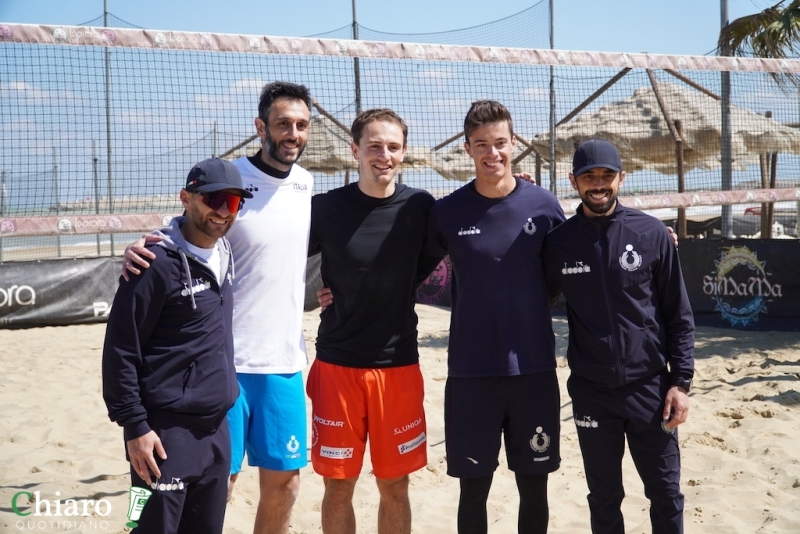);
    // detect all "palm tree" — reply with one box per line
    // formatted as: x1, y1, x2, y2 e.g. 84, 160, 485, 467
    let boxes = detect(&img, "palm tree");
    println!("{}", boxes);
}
718, 1, 800, 237
719, 0, 800, 83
